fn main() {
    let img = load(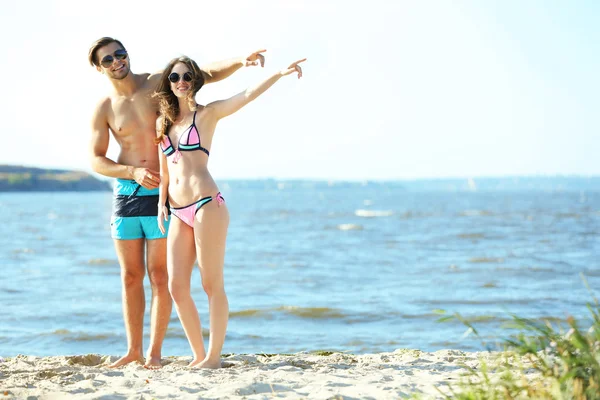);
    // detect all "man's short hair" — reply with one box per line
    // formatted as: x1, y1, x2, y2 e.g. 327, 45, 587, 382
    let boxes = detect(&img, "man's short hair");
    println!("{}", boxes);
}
88, 37, 126, 67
